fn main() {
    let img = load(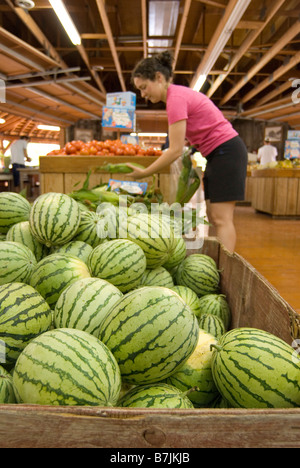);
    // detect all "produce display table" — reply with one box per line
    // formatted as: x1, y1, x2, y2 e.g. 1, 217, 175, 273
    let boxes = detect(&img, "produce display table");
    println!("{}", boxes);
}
39, 155, 172, 203
19, 167, 40, 199
251, 168, 300, 217
0, 171, 13, 191
1, 237, 299, 448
